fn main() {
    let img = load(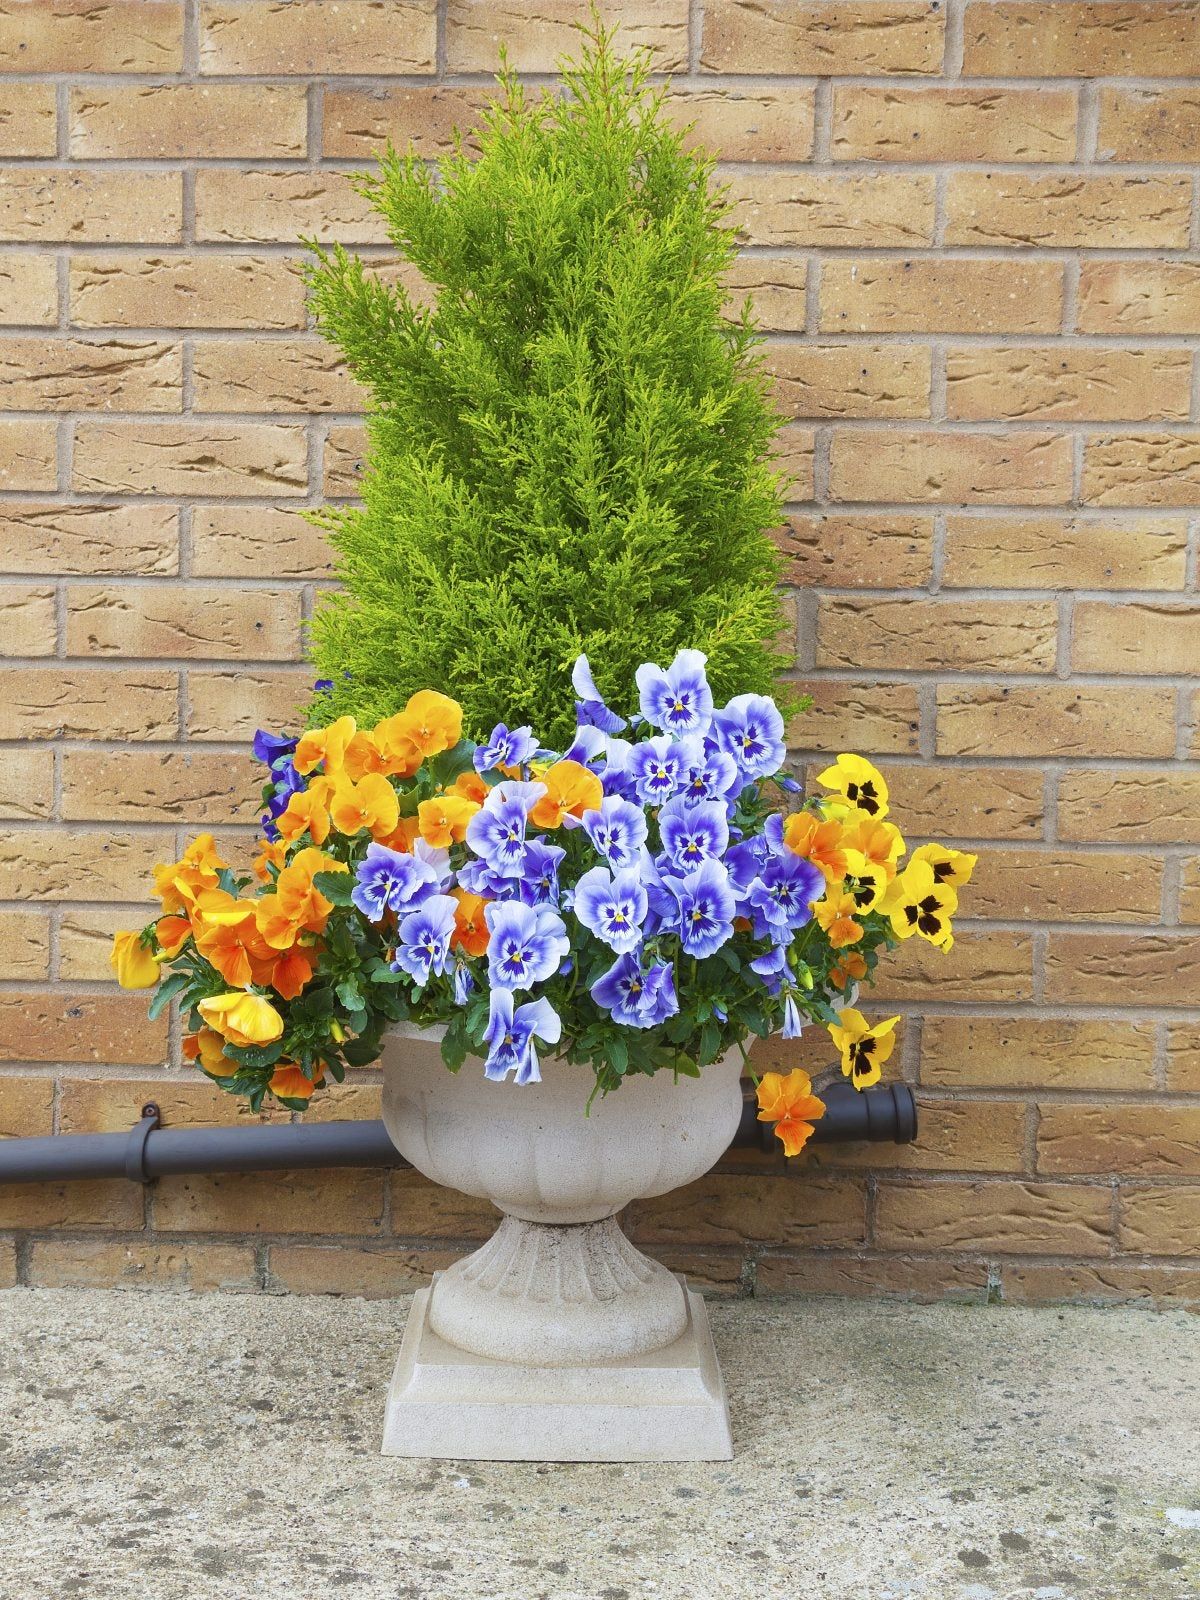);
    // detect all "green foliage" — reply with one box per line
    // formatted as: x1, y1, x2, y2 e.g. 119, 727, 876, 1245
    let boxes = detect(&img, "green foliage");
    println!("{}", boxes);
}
304, 24, 792, 748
